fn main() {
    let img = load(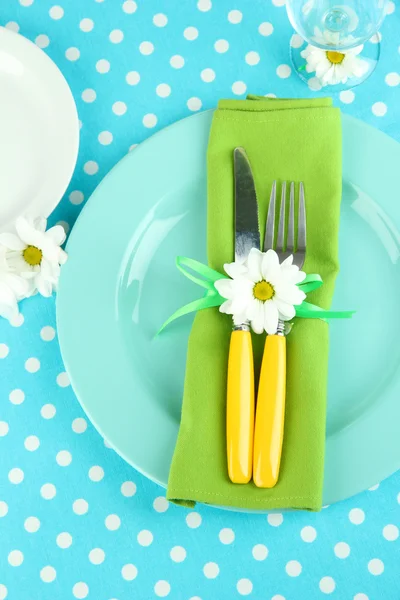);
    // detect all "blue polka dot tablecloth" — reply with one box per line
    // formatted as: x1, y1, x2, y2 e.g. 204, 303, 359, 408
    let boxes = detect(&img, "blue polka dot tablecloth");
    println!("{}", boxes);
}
1, 1, 400, 599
